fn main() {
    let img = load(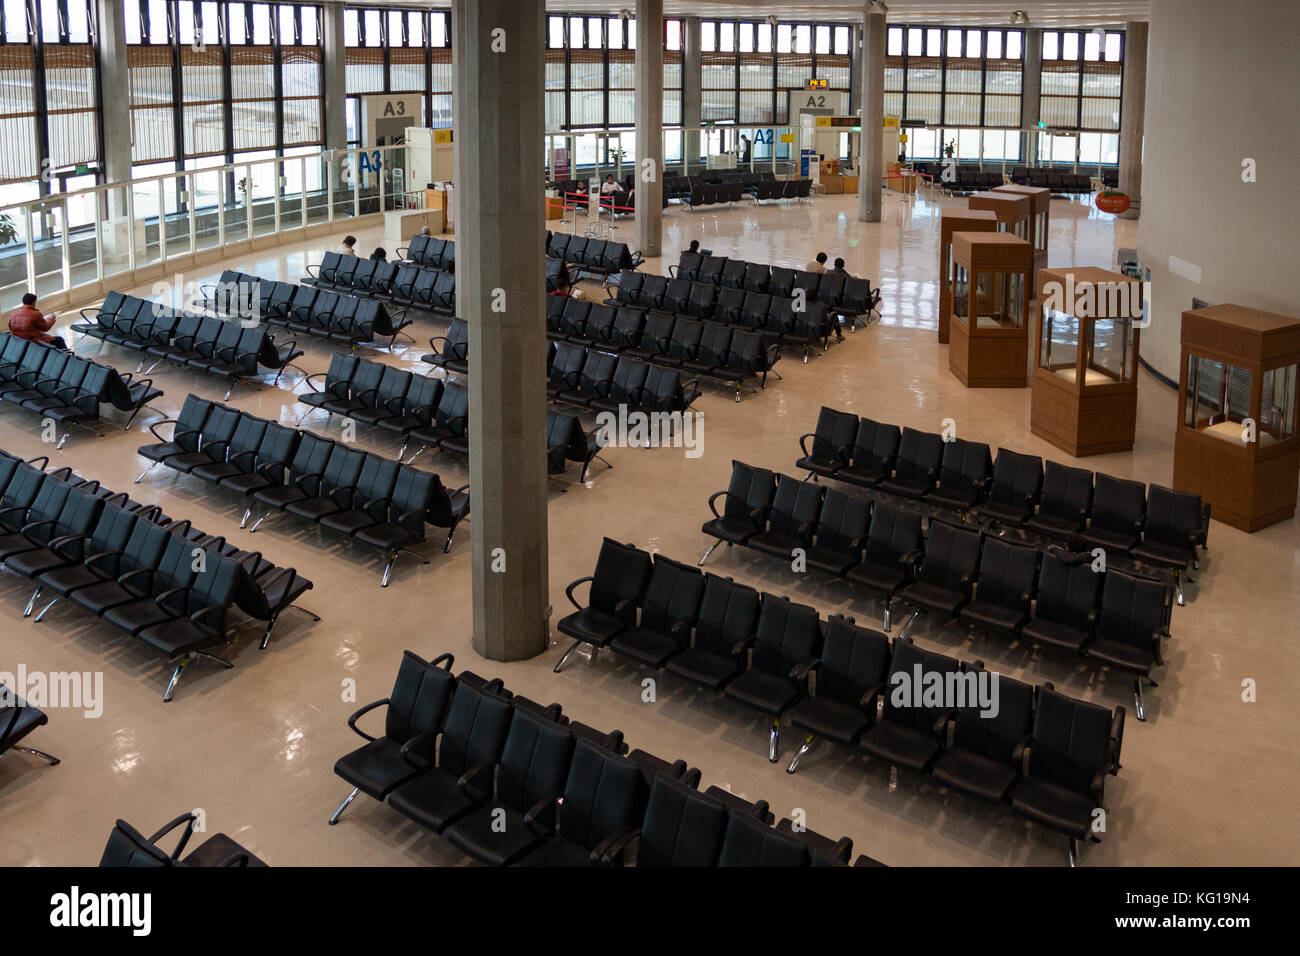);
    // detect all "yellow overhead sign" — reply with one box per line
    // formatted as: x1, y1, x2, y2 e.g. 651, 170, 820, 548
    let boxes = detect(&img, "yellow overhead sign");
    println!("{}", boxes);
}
883, 117, 900, 128
780, 133, 796, 143
815, 117, 832, 128
434, 129, 453, 144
